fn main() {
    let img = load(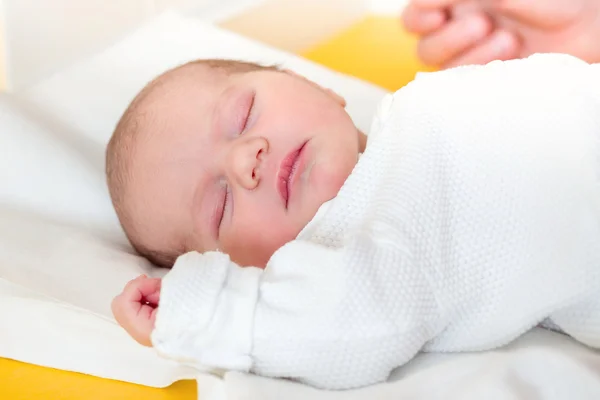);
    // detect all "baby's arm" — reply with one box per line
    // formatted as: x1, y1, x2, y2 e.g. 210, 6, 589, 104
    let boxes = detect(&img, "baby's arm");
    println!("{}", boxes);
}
151, 251, 263, 371
150, 237, 443, 390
